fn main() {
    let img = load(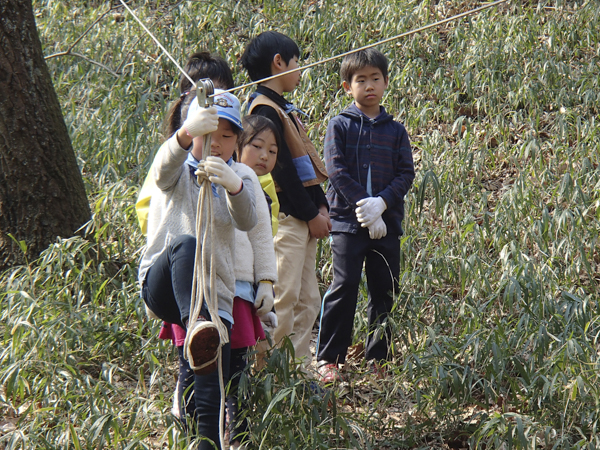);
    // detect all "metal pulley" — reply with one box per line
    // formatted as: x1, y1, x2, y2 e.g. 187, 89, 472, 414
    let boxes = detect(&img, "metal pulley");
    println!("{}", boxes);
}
195, 78, 214, 108
194, 78, 215, 160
